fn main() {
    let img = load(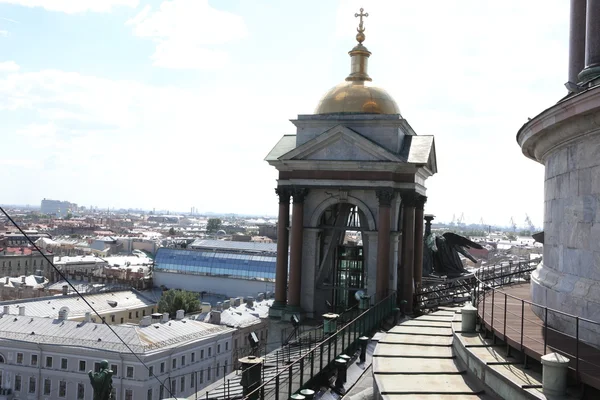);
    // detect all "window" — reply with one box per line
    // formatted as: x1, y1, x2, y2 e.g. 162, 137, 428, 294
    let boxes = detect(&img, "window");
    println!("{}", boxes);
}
143, 310, 146, 316
191, 352, 195, 363
226, 341, 229, 351
46, 356, 53, 368
126, 366, 134, 378
129, 312, 132, 319
33, 260, 36, 266
180, 376, 185, 392
59, 380, 66, 397
16, 352, 23, 364
159, 386, 164, 399
181, 355, 185, 366
44, 378, 51, 395
77, 383, 85, 399
217, 344, 221, 353
172, 359, 176, 369
208, 348, 212, 357
95, 362, 101, 372
125, 389, 133, 400
136, 311, 139, 318
190, 373, 194, 388
149, 366, 153, 377
207, 367, 211, 381
61, 358, 68, 370
199, 370, 204, 384
28, 376, 36, 393
79, 360, 86, 371
14, 375, 21, 391
160, 362, 165, 373
111, 315, 115, 323
170, 380, 176, 396
121, 317, 124, 324
31, 354, 38, 366
147, 388, 153, 400
111, 364, 118, 376
216, 362, 220, 377
200, 350, 204, 359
